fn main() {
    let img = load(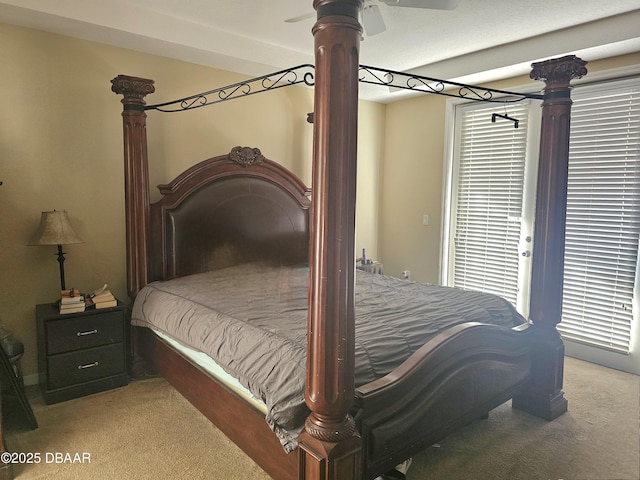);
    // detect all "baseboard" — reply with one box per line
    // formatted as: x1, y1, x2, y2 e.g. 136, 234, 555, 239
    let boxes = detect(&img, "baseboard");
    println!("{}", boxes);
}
23, 373, 39, 387
564, 341, 640, 375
